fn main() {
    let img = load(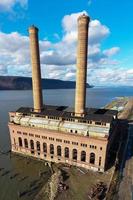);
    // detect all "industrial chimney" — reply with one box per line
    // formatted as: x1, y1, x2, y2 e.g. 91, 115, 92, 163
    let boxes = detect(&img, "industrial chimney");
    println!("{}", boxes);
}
75, 14, 90, 117
29, 25, 43, 113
